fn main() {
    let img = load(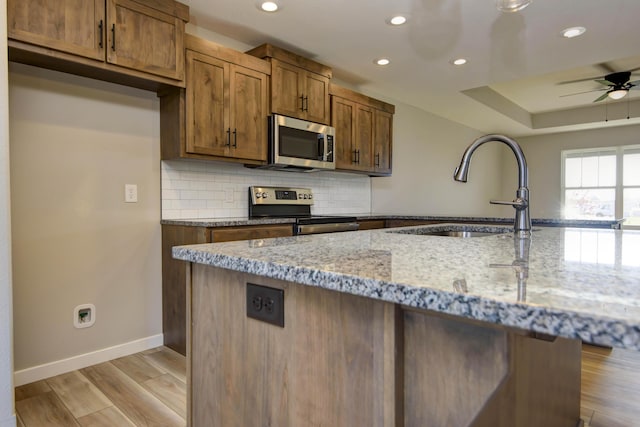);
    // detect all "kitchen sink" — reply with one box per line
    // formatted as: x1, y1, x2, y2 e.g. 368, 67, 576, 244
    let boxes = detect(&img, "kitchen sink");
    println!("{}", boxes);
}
387, 224, 513, 238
